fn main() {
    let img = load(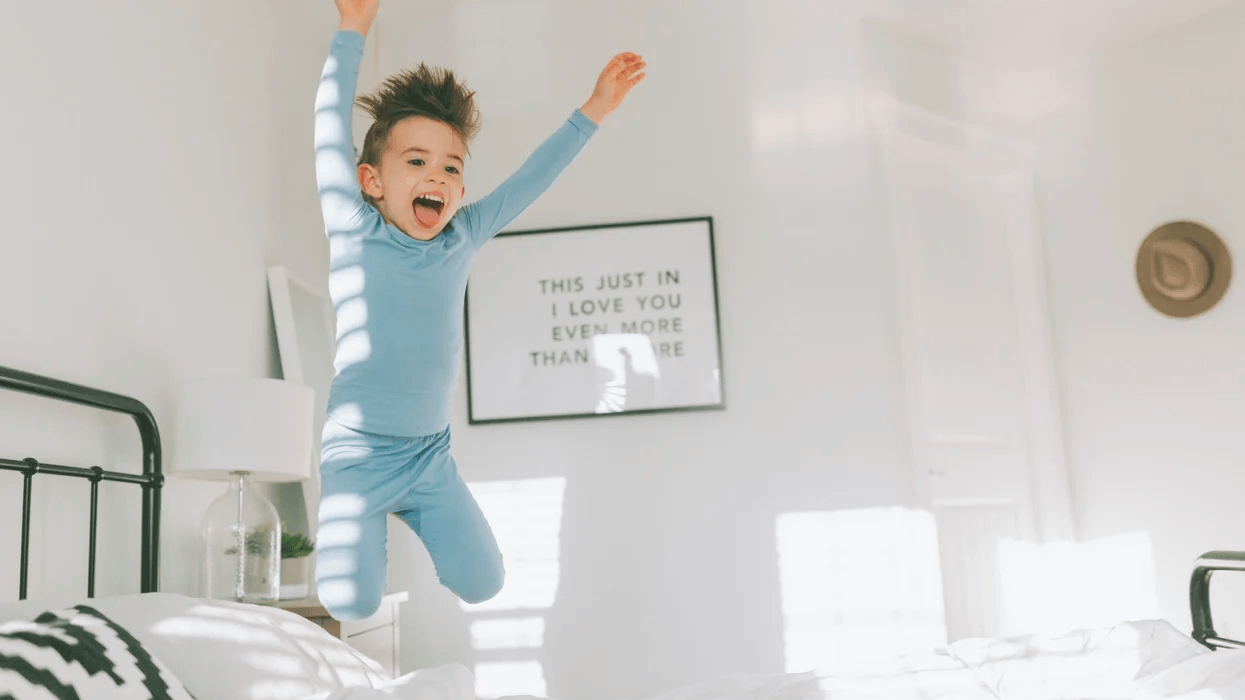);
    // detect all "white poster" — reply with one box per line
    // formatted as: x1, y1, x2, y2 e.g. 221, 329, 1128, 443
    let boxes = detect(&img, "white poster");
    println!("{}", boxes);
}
465, 217, 725, 423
